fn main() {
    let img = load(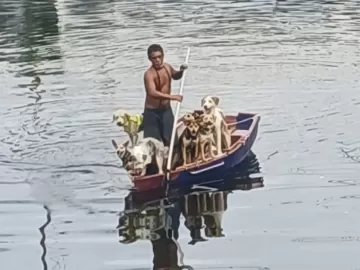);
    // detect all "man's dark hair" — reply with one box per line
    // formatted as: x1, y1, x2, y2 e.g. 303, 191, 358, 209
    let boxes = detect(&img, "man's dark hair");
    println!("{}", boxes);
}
147, 44, 164, 59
